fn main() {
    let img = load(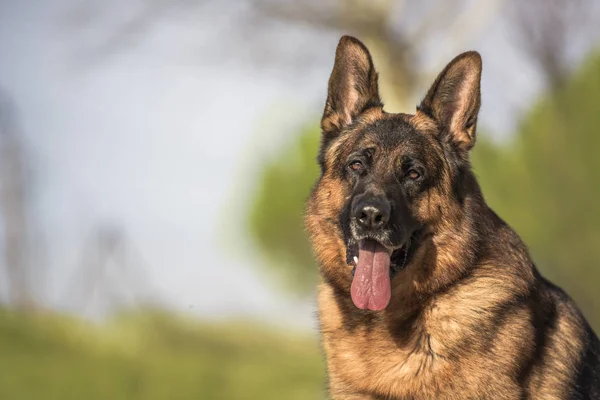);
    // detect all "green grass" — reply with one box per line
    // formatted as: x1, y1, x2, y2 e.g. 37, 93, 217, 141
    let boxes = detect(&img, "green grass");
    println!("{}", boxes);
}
0, 310, 325, 399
